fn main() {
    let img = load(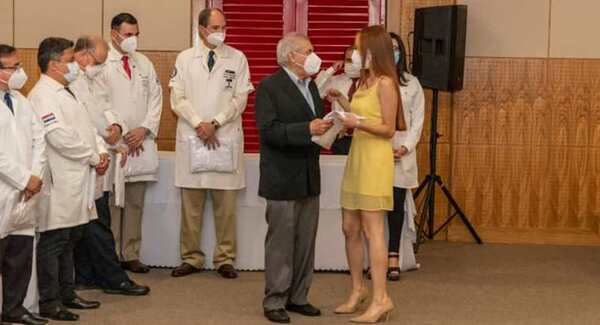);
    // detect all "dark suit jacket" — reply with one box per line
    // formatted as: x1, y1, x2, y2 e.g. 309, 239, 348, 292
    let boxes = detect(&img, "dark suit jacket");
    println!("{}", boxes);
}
254, 68, 325, 201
